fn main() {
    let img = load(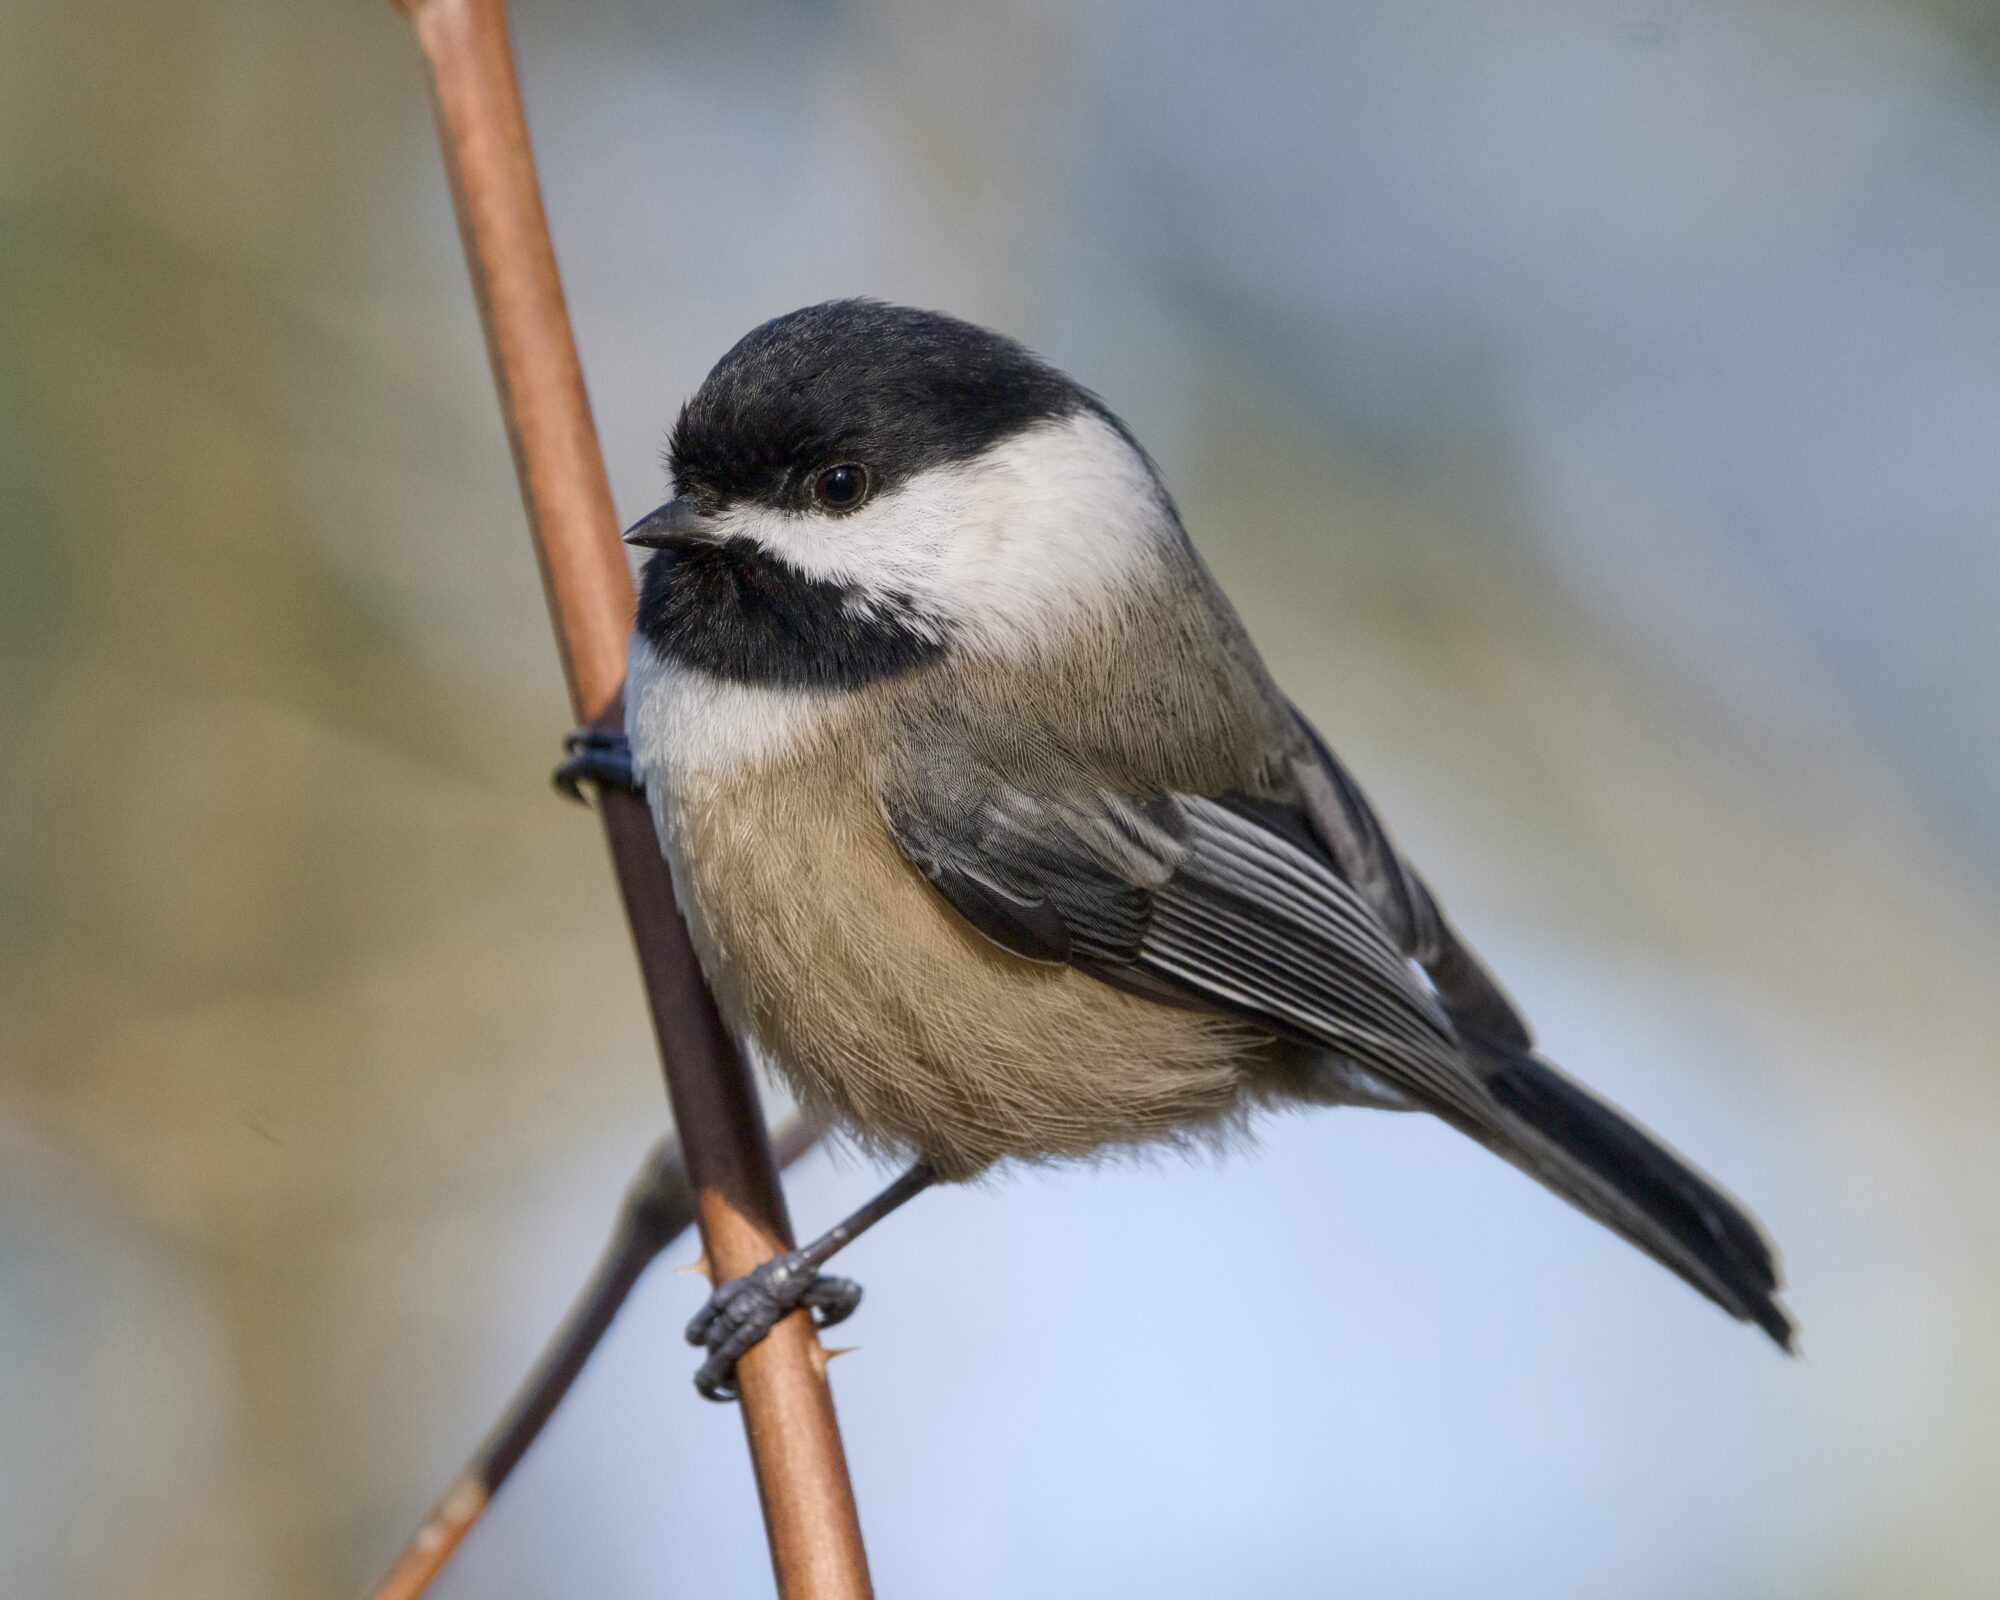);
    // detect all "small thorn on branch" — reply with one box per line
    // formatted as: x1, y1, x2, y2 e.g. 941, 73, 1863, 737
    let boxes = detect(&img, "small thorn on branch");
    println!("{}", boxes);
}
810, 1345, 859, 1380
